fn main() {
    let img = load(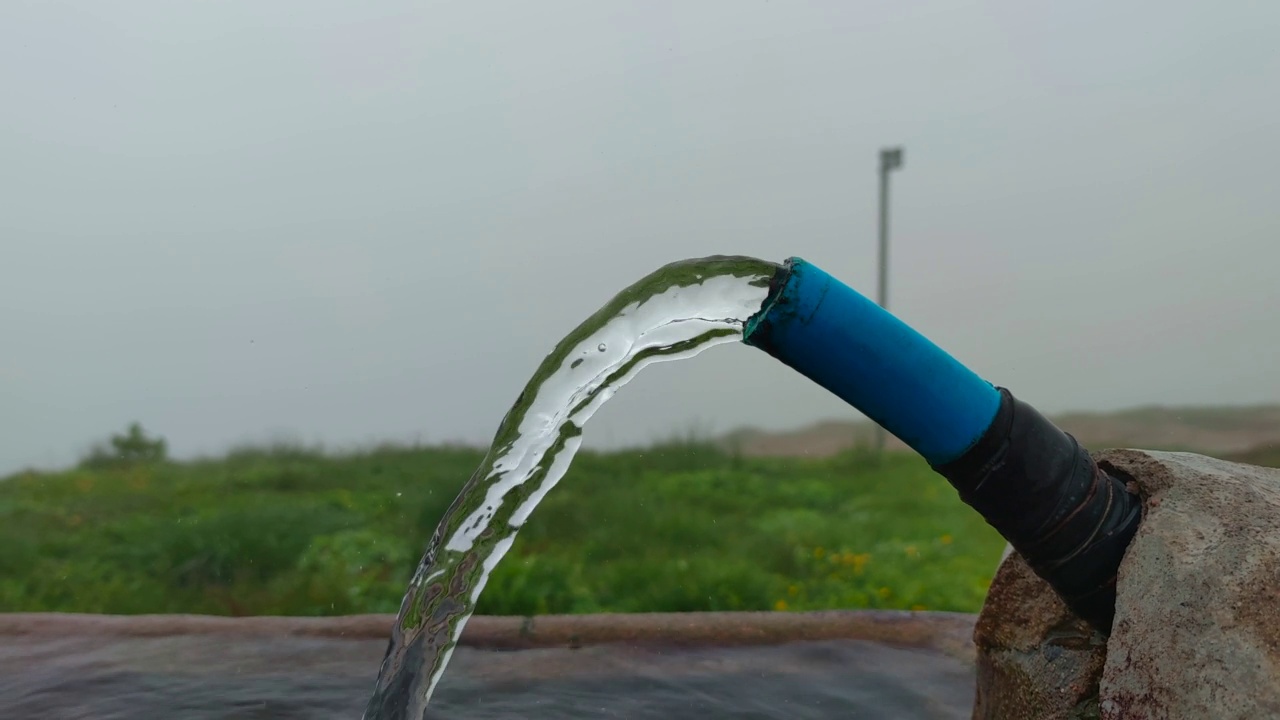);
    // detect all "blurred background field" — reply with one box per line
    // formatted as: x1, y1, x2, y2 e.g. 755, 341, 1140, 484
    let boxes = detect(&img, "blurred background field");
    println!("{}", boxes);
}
4, 410, 1276, 619
0, 436, 1001, 617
